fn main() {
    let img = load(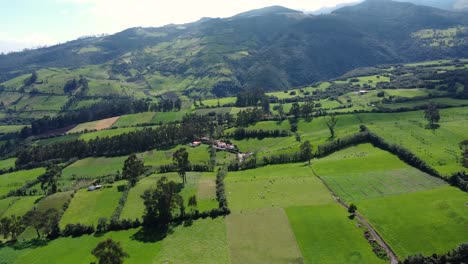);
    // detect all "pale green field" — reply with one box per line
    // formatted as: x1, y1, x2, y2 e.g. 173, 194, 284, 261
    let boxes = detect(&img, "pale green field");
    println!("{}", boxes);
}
201, 97, 237, 107
0, 218, 229, 264
226, 208, 302, 264
112, 112, 156, 127
0, 168, 46, 197
60, 182, 126, 228
140, 145, 210, 167
0, 196, 42, 218
0, 158, 16, 171
62, 156, 127, 181
0, 125, 26, 134
225, 164, 334, 212
313, 144, 446, 202
359, 186, 468, 259
286, 204, 386, 264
